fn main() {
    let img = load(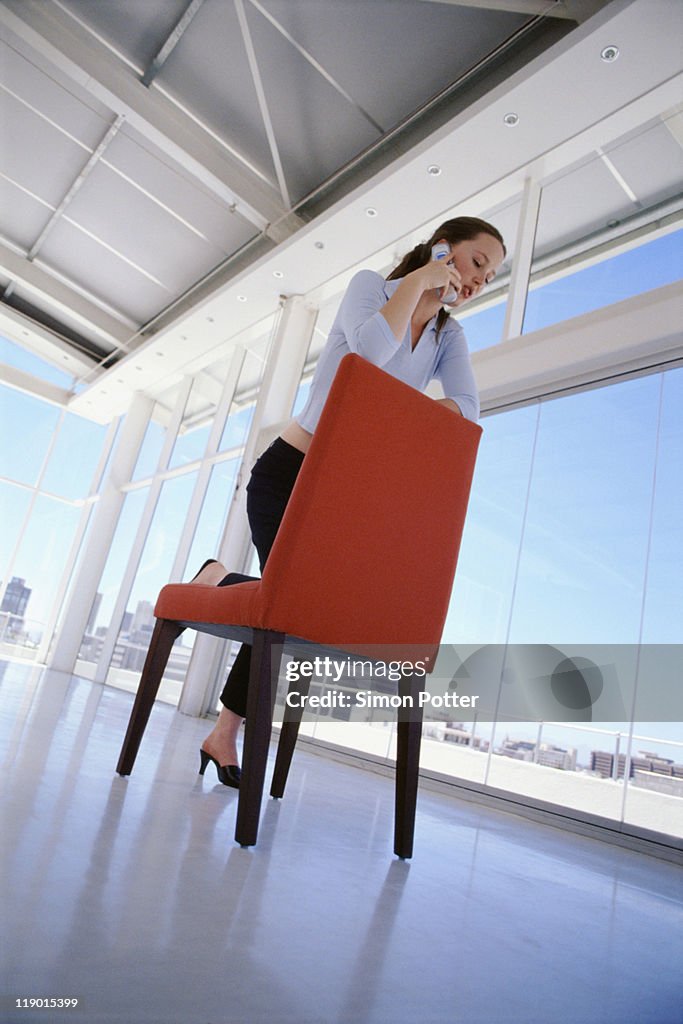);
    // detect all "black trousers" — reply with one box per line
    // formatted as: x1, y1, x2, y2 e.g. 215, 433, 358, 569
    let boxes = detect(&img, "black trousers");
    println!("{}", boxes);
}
219, 437, 305, 717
